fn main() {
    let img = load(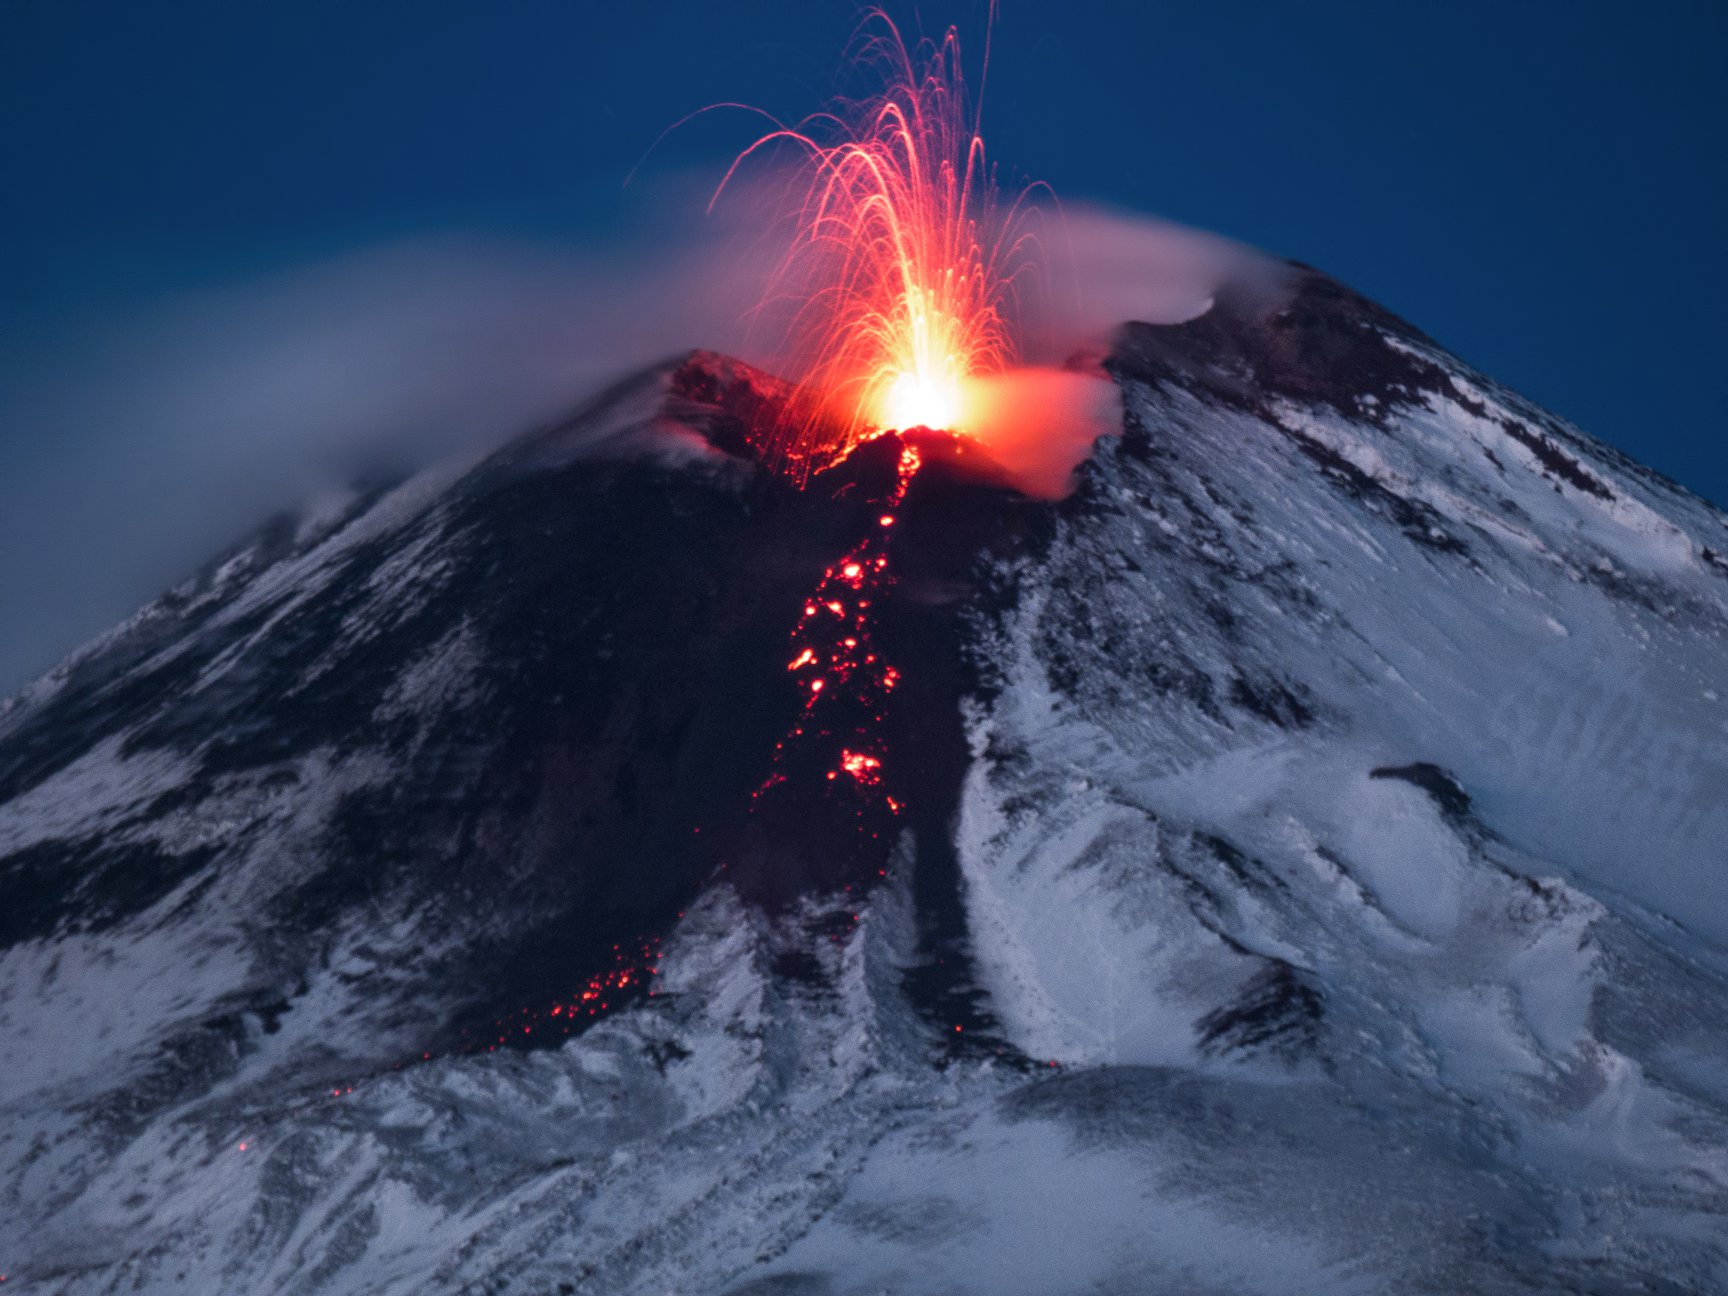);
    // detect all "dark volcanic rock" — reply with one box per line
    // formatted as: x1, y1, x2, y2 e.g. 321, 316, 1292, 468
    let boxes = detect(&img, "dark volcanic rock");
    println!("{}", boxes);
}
6, 266, 1728, 1295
